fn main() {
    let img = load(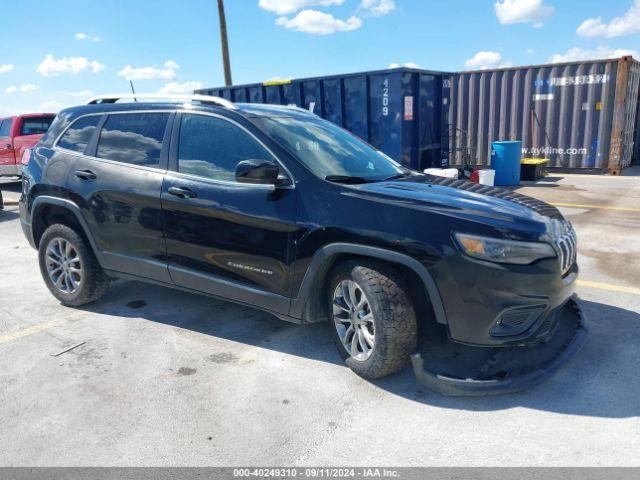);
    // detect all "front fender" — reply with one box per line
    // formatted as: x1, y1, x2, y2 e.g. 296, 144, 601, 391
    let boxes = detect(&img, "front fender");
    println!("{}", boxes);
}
289, 242, 447, 325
